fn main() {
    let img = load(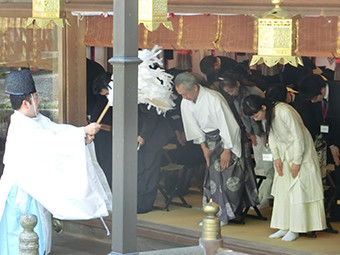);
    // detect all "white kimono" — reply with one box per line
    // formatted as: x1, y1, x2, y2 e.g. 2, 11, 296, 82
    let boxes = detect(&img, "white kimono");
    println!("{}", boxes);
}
0, 111, 112, 254
269, 103, 326, 232
181, 85, 241, 157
